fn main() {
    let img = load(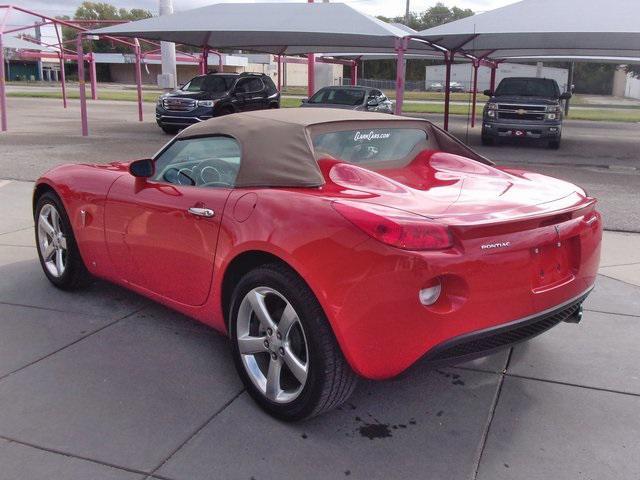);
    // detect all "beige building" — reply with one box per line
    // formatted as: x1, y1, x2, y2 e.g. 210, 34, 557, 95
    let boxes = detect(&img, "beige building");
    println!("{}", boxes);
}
96, 52, 344, 89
